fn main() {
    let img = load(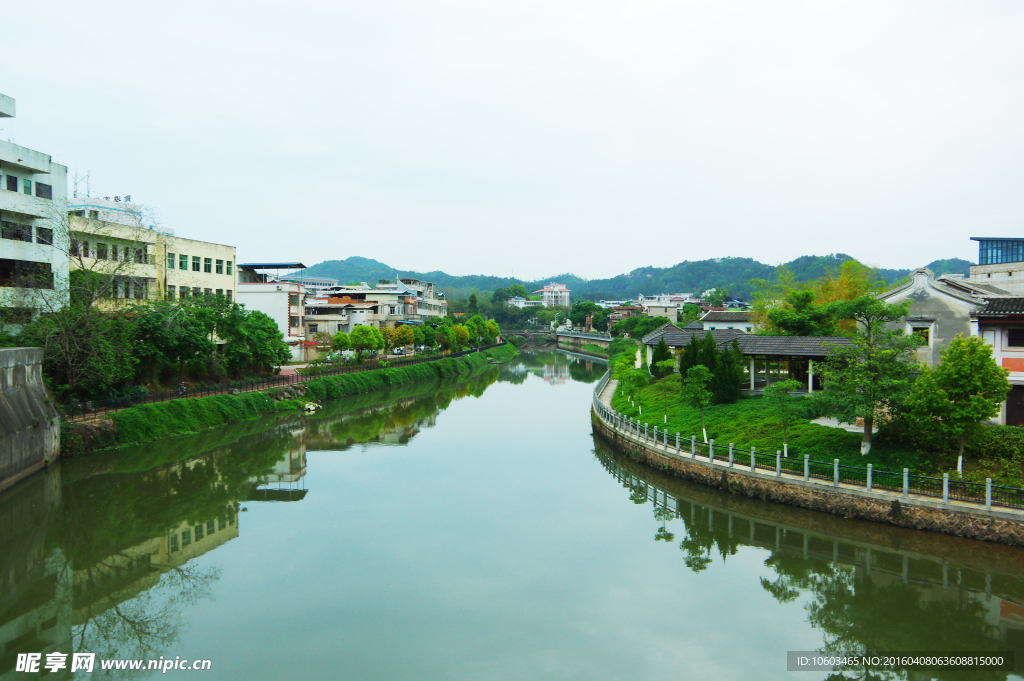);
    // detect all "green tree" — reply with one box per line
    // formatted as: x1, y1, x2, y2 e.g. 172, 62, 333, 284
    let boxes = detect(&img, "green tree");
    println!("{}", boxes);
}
710, 340, 744, 404
411, 326, 425, 347
491, 287, 510, 304
331, 331, 351, 351
350, 325, 384, 361
223, 309, 290, 373
467, 293, 479, 315
392, 324, 416, 350
678, 331, 718, 382
453, 324, 470, 347
380, 326, 395, 354
132, 300, 216, 381
763, 379, 803, 454
705, 288, 729, 307
818, 296, 920, 454
655, 359, 676, 422
682, 365, 714, 443
905, 335, 1010, 466
436, 324, 457, 352
508, 284, 529, 298
766, 290, 841, 336
650, 337, 673, 378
